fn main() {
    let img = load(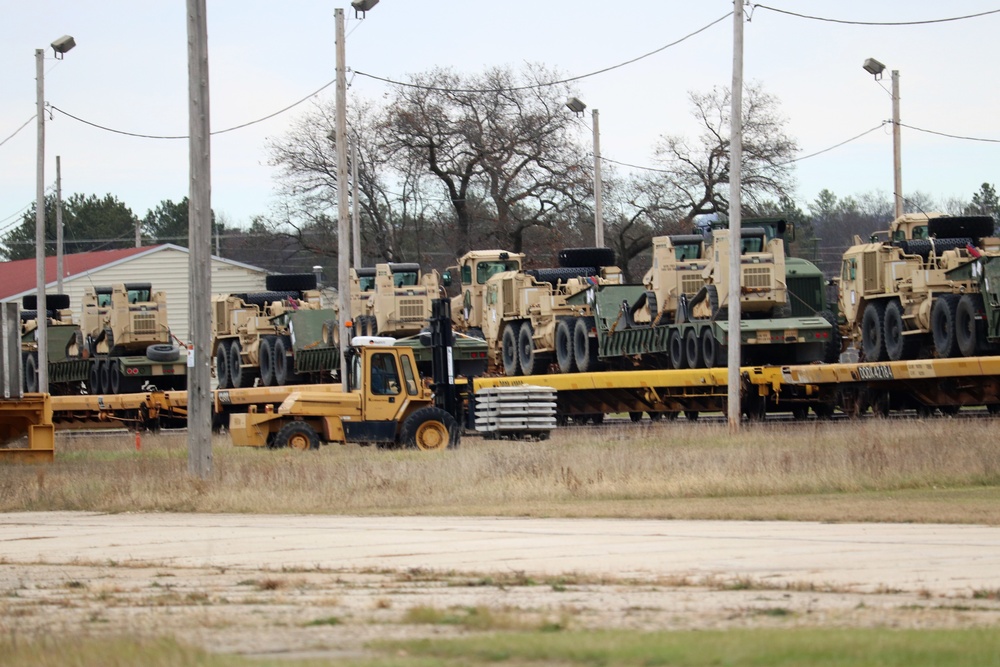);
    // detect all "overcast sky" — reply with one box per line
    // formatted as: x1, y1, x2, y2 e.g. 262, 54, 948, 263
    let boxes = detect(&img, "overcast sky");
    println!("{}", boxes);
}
2, 1, 998, 240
